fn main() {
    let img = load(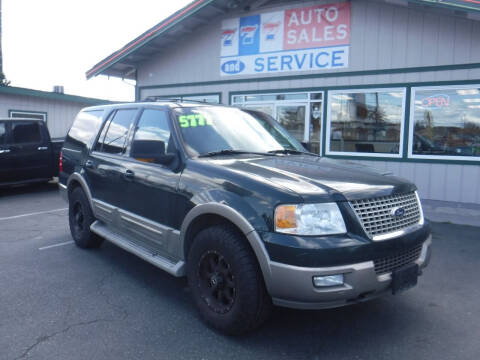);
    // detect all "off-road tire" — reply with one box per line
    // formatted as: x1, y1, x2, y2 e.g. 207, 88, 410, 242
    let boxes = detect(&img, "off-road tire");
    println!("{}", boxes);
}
187, 224, 272, 335
68, 187, 103, 249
